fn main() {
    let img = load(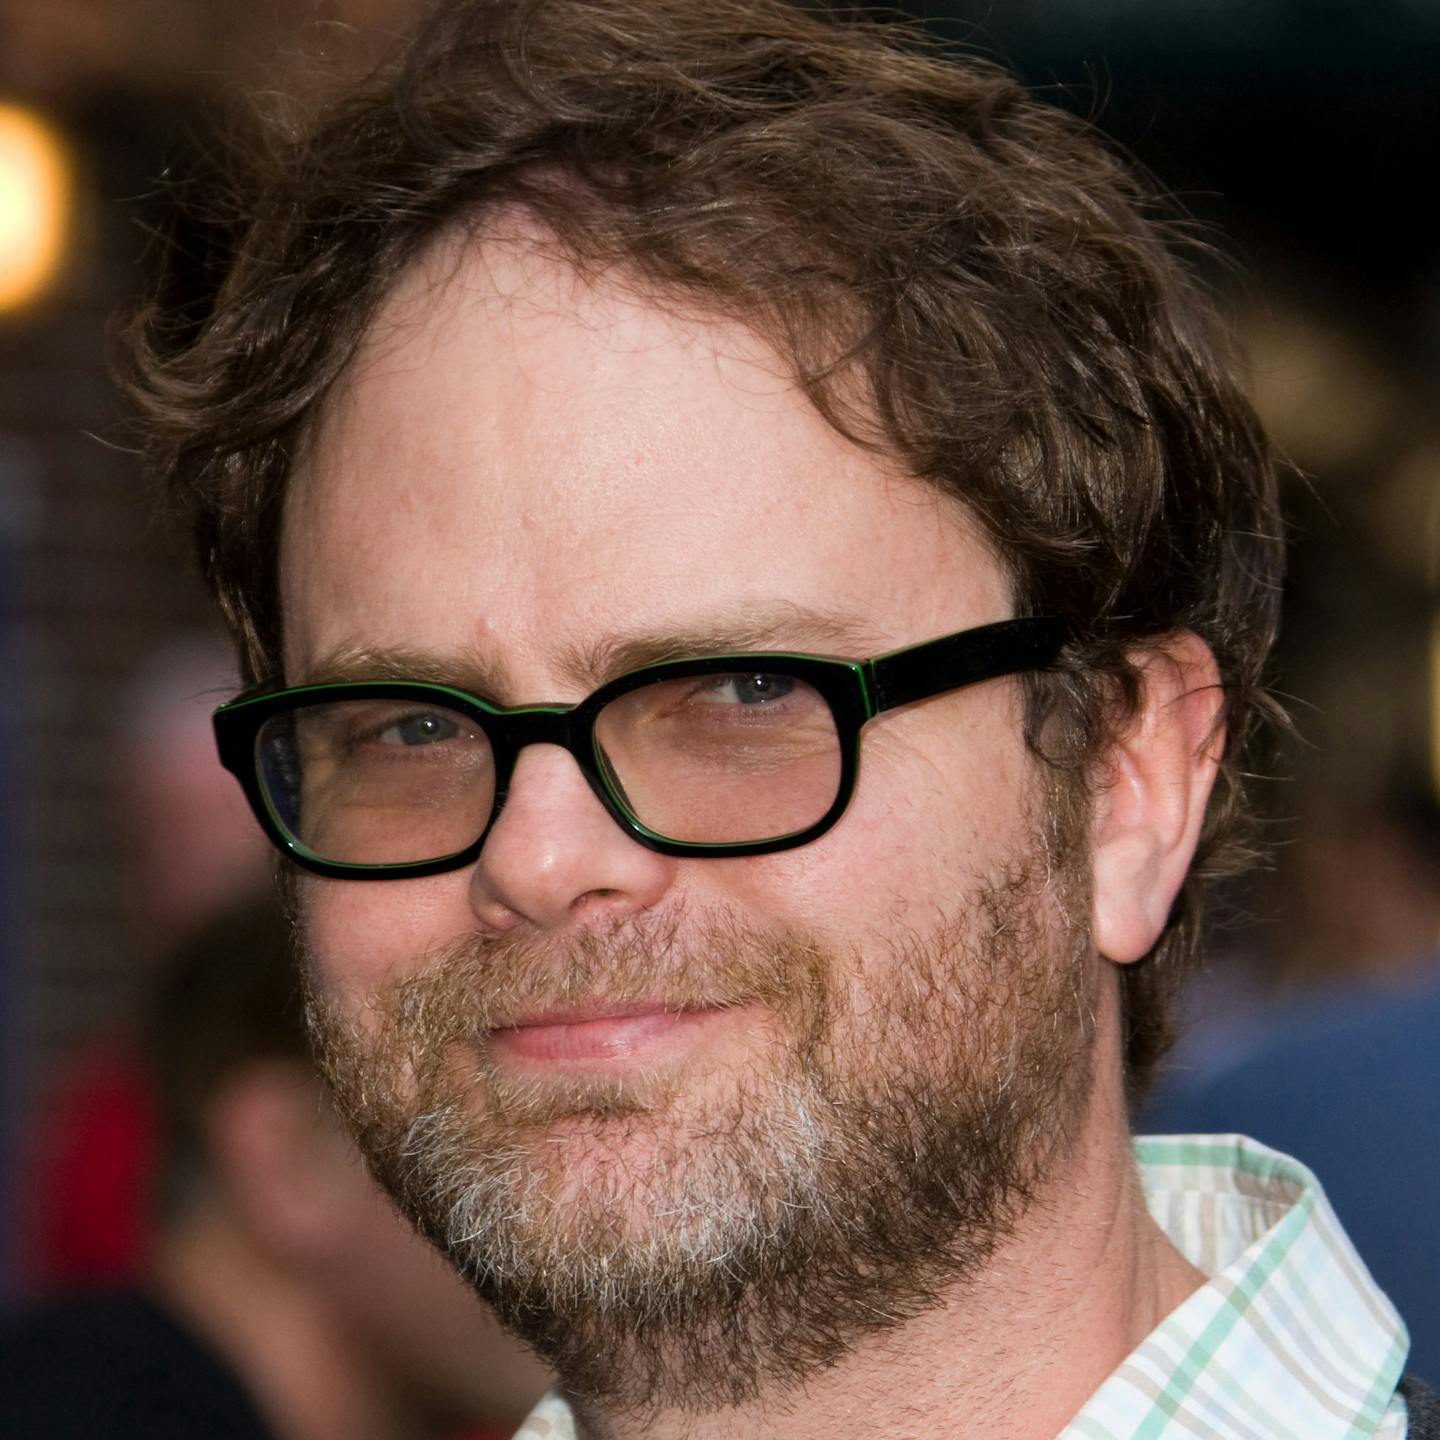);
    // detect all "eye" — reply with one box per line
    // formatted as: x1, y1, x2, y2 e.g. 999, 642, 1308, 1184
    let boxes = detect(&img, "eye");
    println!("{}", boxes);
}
700, 674, 798, 706
377, 711, 462, 746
